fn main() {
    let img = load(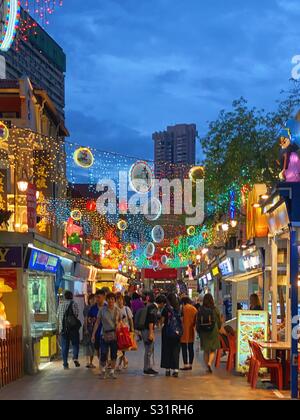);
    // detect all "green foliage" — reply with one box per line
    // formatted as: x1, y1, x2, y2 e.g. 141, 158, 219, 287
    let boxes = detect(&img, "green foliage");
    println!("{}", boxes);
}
200, 81, 300, 218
